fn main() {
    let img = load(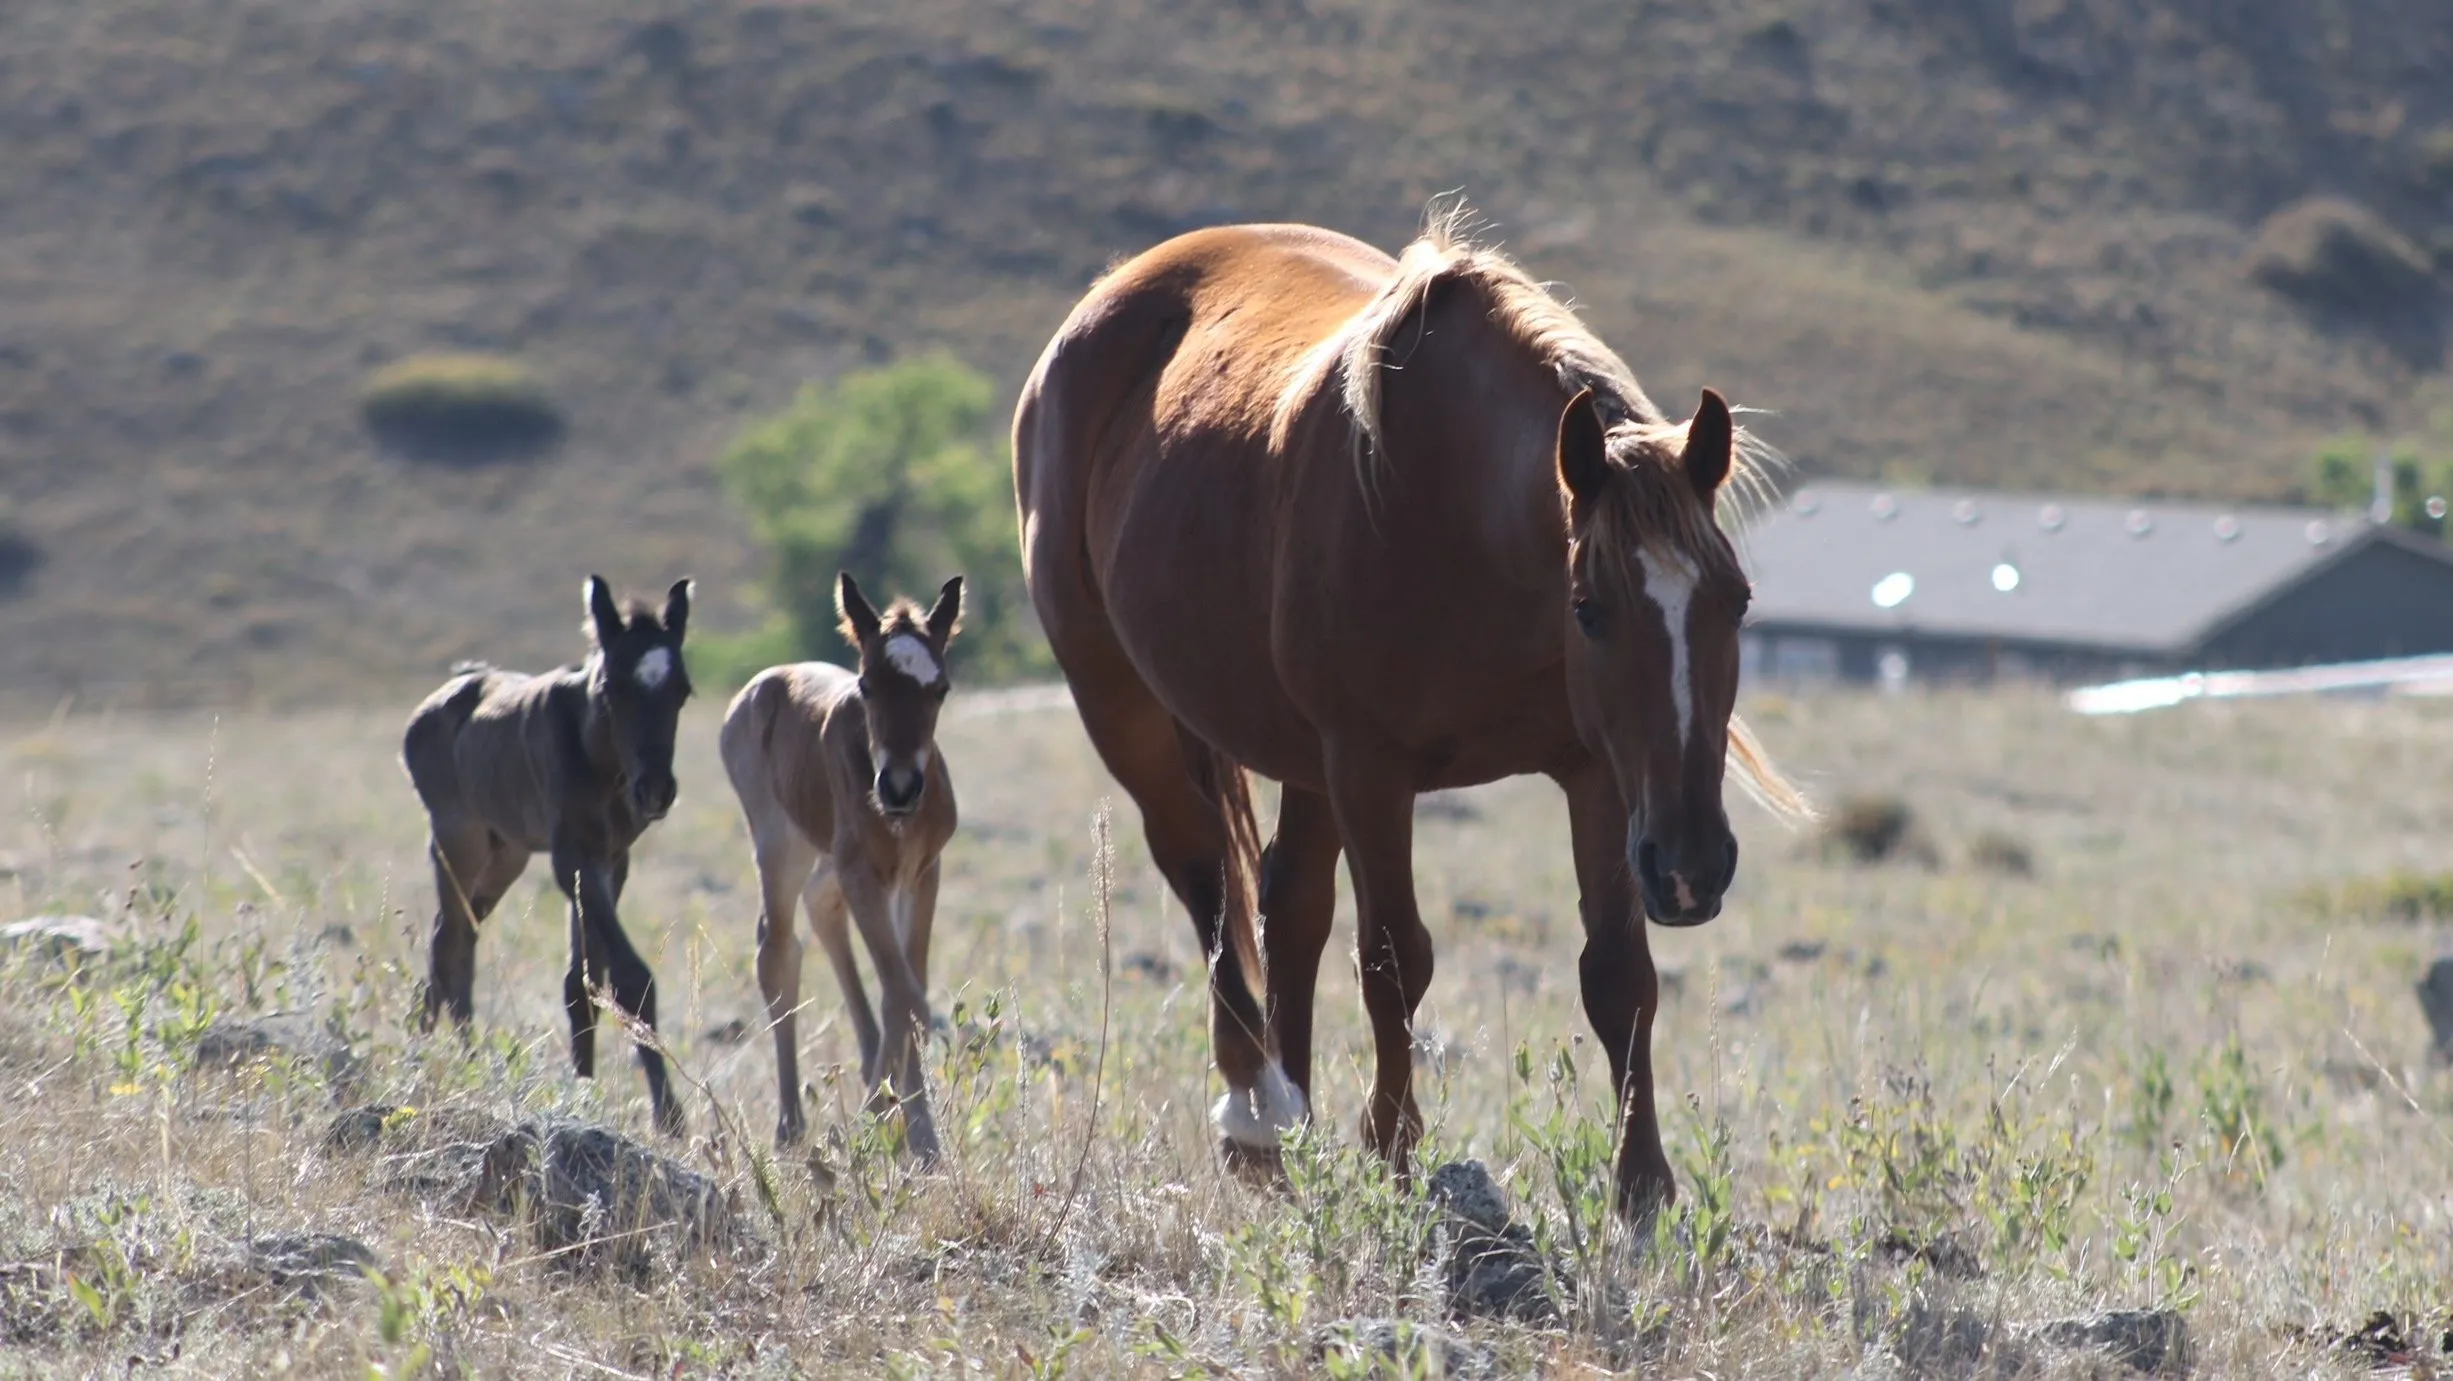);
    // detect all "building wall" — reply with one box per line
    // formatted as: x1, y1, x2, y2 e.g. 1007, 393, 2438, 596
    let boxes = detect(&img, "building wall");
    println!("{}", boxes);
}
2197, 543, 2453, 668
1744, 626, 2166, 686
